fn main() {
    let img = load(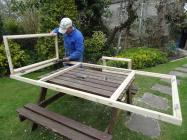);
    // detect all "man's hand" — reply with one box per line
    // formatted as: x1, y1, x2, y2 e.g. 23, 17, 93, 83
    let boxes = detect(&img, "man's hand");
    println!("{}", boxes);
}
62, 57, 70, 62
